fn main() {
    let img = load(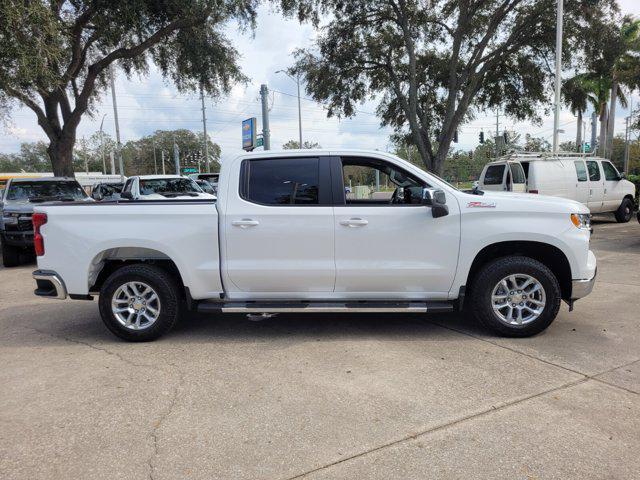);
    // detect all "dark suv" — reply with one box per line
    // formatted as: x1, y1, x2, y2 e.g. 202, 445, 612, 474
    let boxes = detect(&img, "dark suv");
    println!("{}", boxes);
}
0, 177, 92, 267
